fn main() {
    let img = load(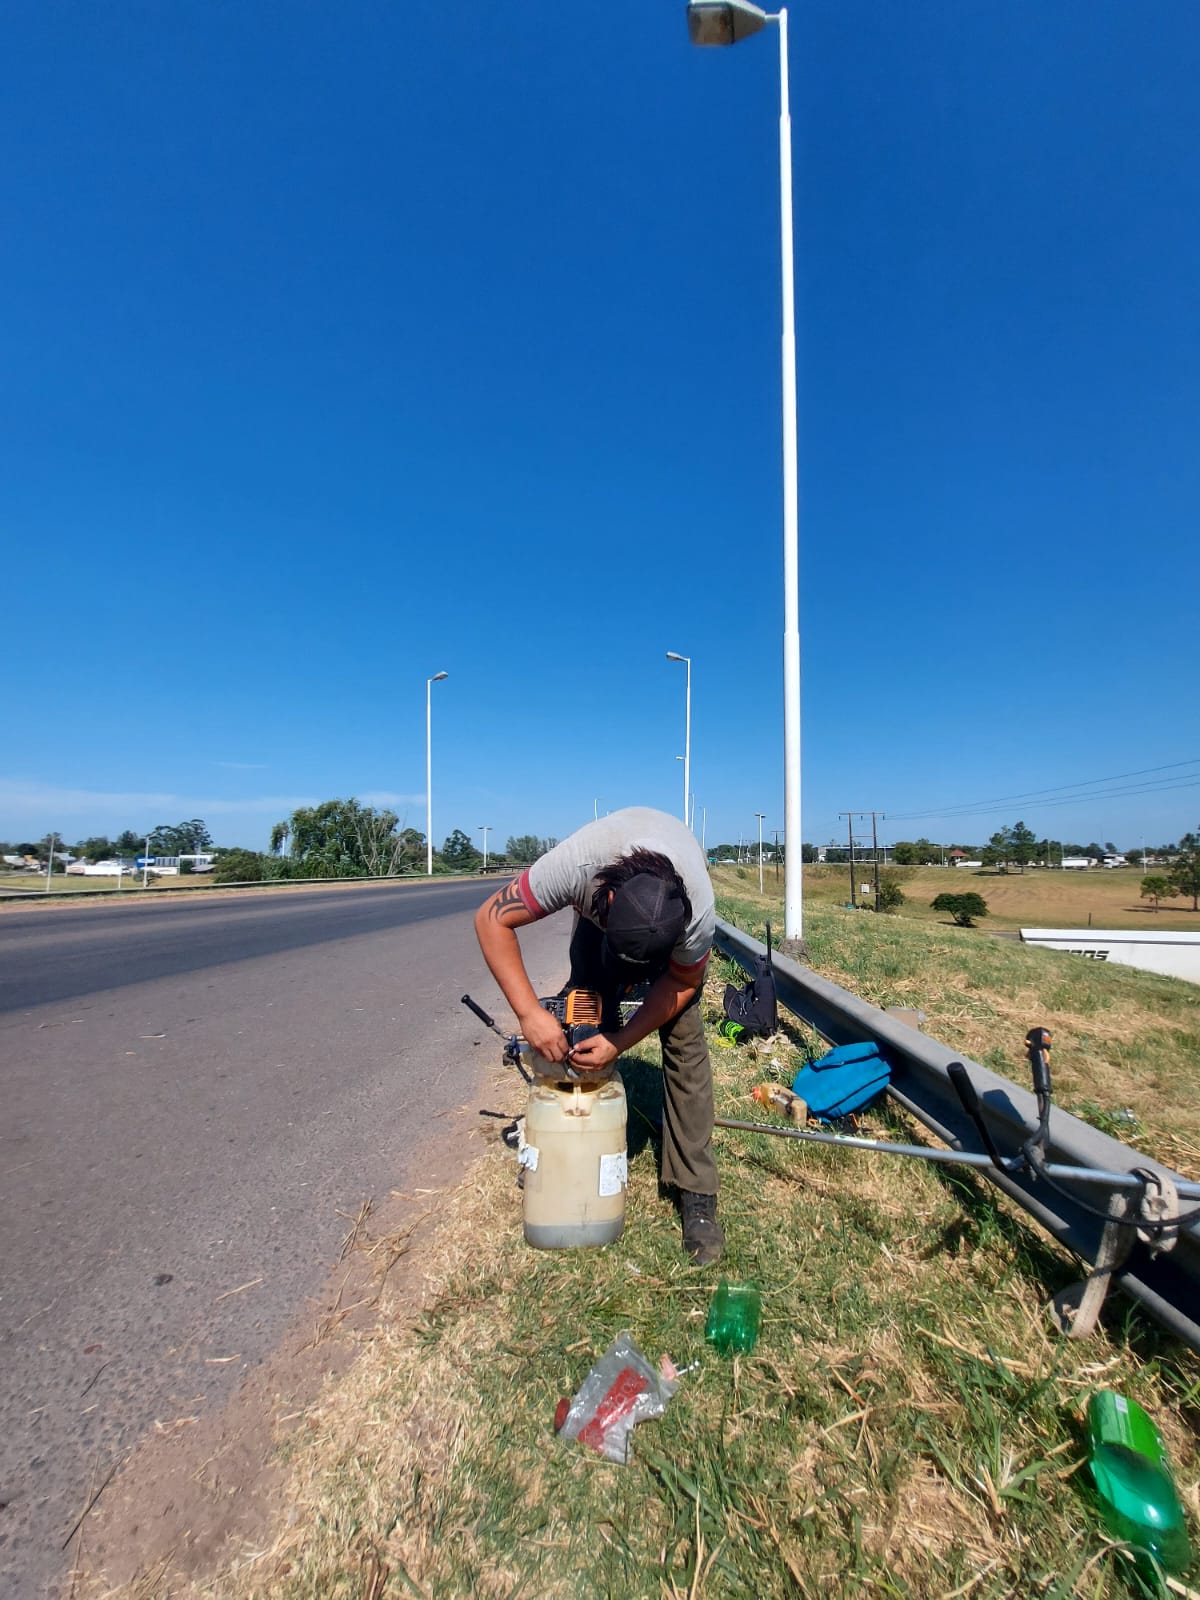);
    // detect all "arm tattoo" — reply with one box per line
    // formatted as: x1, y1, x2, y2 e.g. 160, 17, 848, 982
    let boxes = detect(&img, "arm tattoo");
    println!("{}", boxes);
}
487, 878, 527, 926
